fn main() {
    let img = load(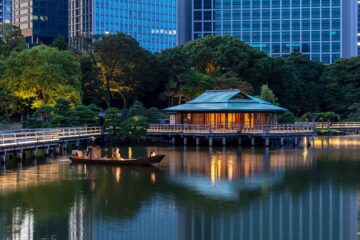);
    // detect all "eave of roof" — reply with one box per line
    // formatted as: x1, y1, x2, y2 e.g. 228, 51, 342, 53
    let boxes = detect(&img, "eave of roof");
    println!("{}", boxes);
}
164, 89, 287, 112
